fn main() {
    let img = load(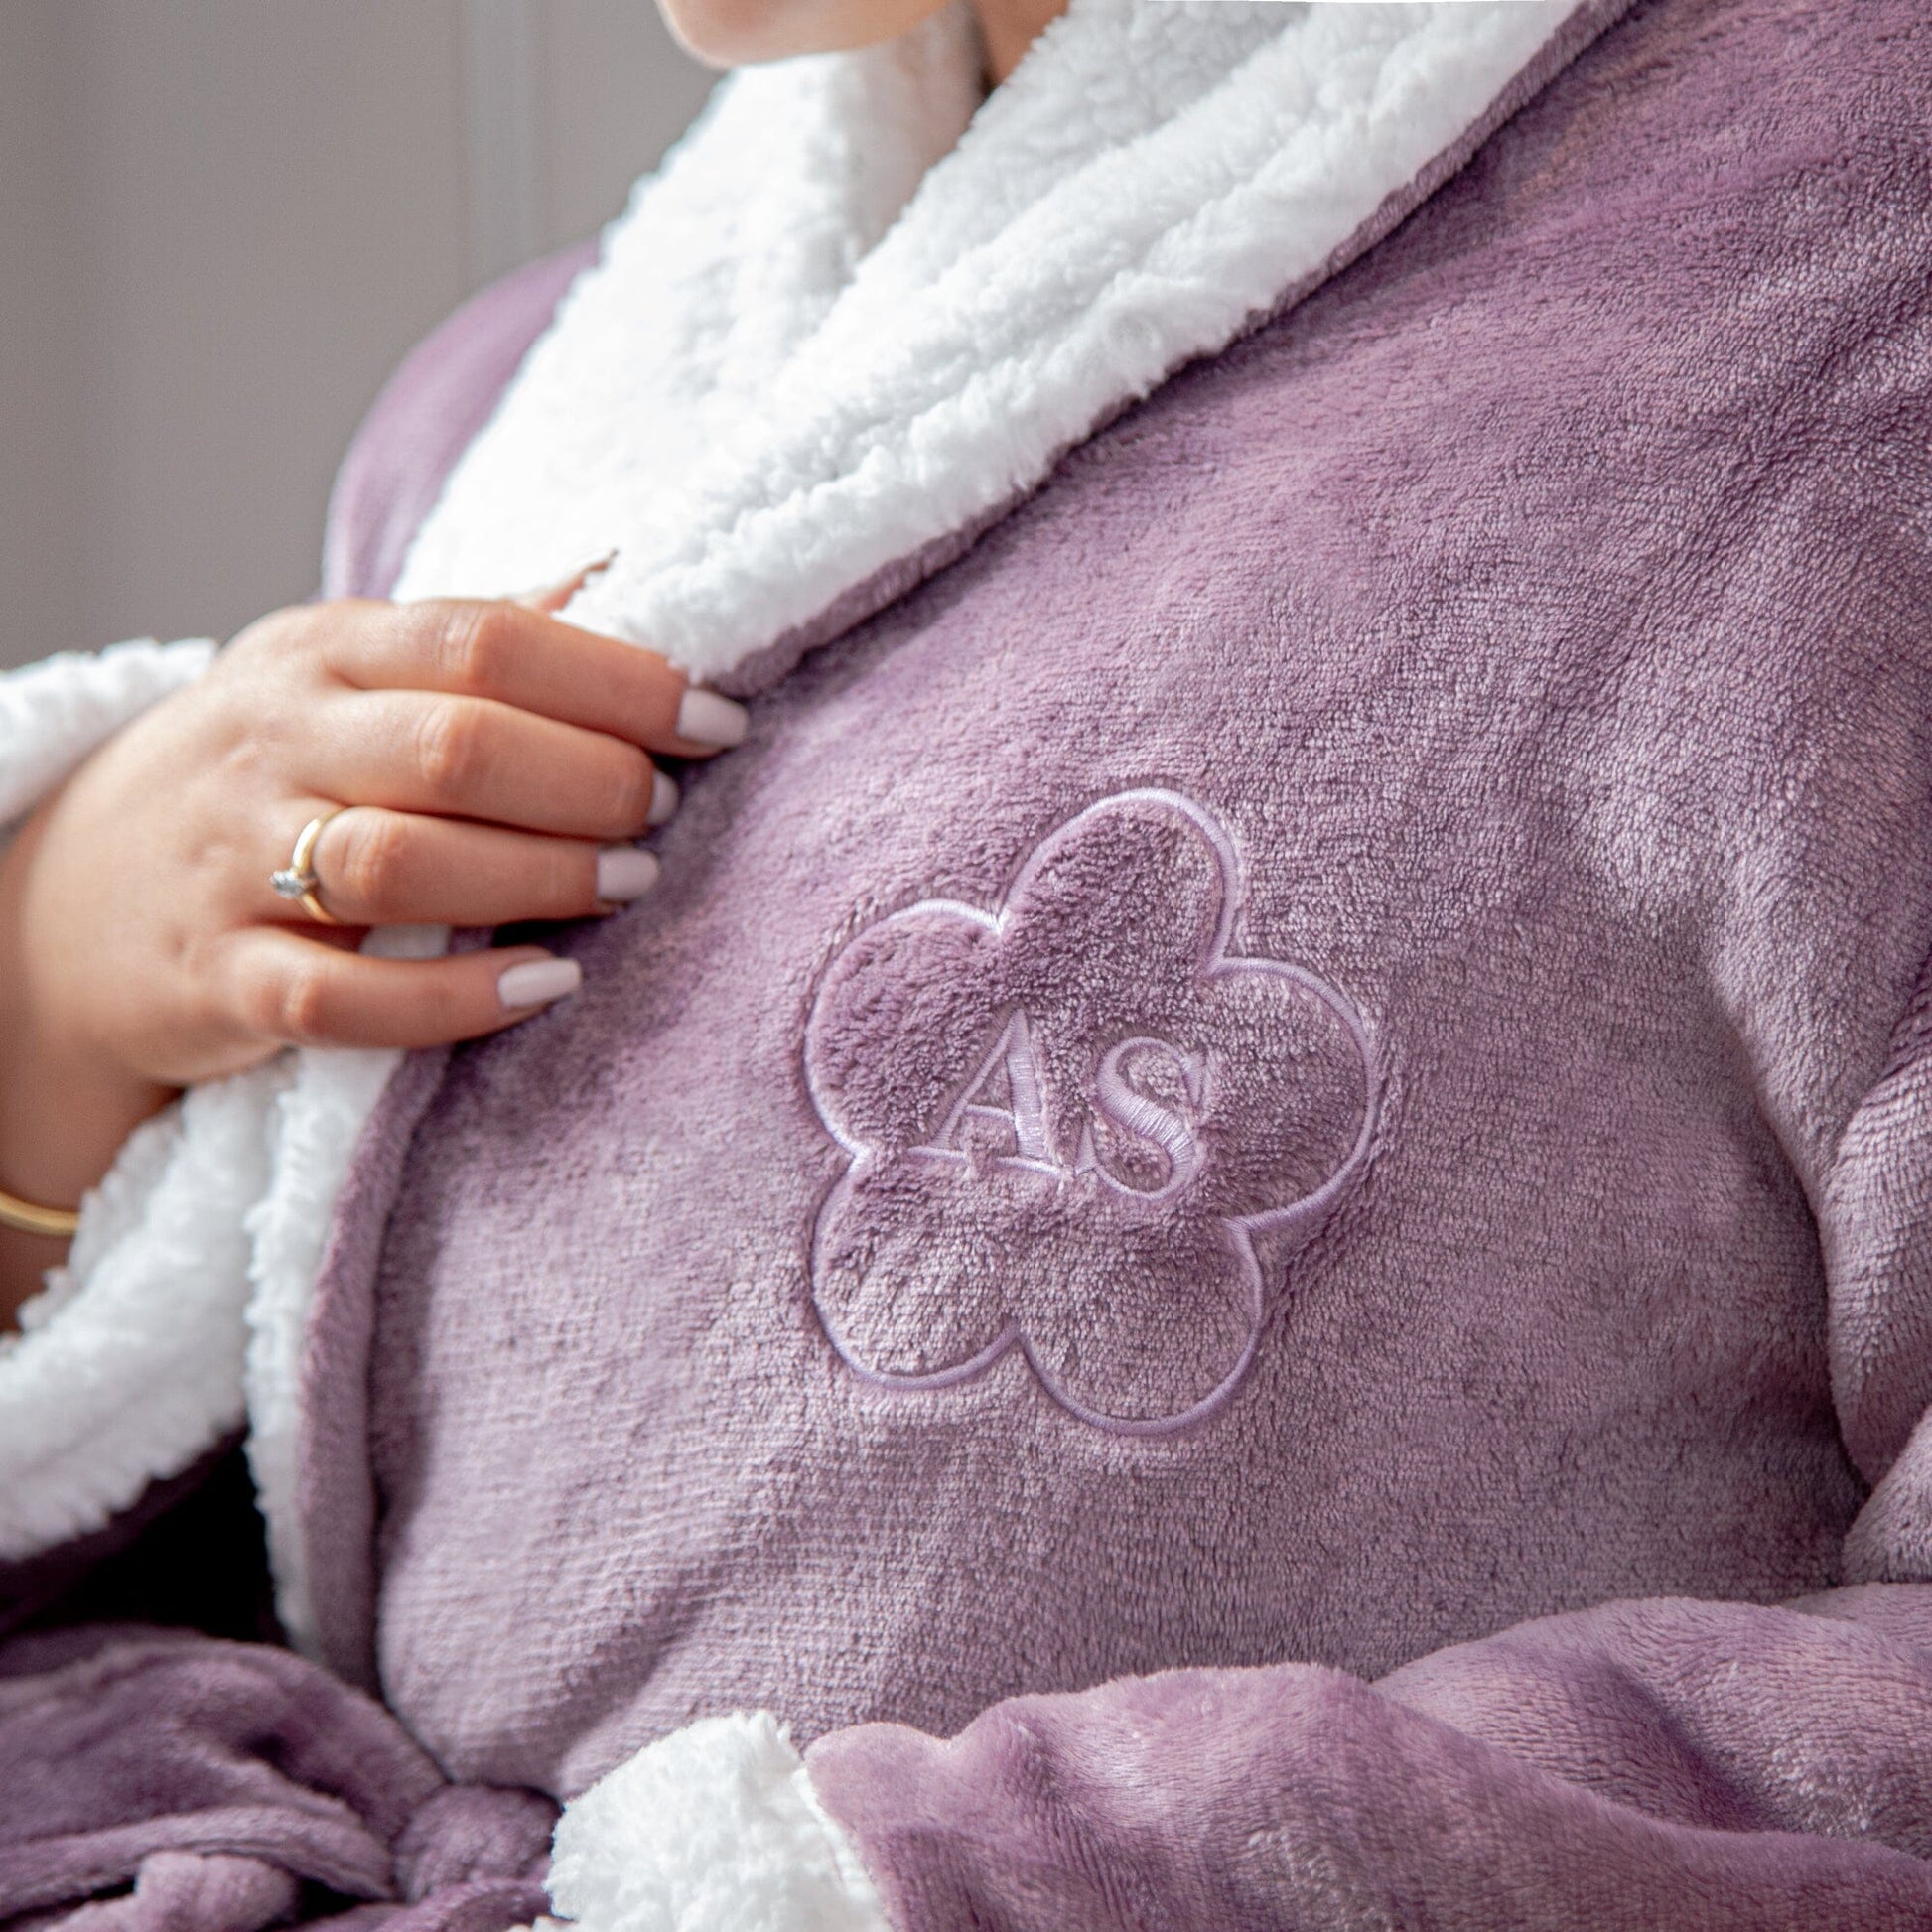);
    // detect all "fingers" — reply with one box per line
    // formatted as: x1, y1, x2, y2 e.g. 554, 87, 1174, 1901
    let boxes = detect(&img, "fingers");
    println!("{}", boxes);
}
325, 597, 748, 759
315, 691, 681, 841
227, 930, 586, 1051
267, 805, 659, 928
